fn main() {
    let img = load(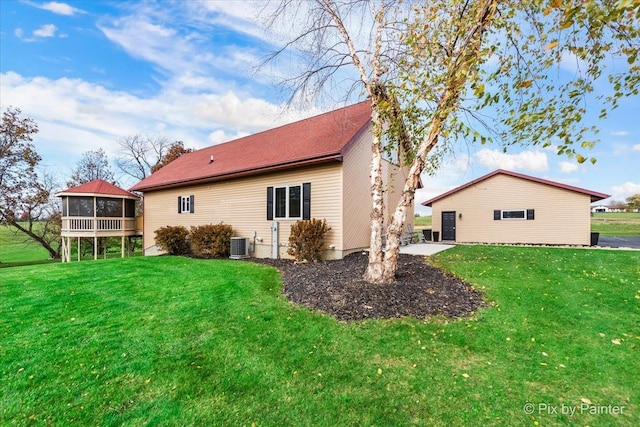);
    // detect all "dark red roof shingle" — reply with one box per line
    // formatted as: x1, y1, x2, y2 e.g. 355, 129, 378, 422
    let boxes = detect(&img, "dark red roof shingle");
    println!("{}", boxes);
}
130, 101, 372, 192
421, 169, 610, 205
56, 180, 139, 199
